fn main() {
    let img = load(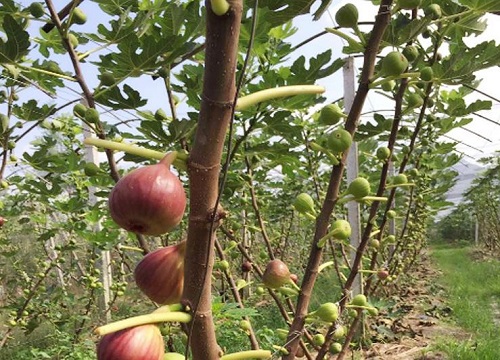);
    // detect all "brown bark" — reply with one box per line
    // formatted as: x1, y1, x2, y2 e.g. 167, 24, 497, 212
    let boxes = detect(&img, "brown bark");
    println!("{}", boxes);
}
182, 1, 243, 359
